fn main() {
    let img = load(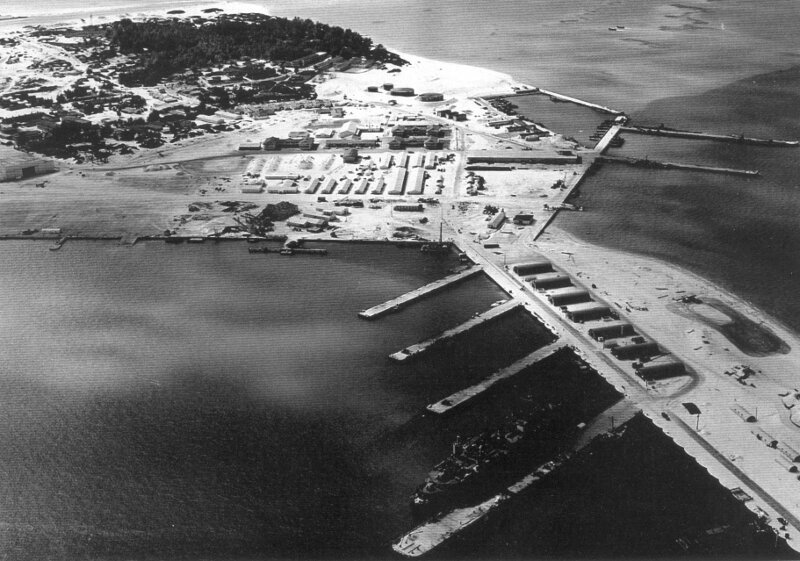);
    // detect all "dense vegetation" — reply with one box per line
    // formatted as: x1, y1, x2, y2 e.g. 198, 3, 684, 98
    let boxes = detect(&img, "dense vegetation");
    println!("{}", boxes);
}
107, 14, 403, 86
